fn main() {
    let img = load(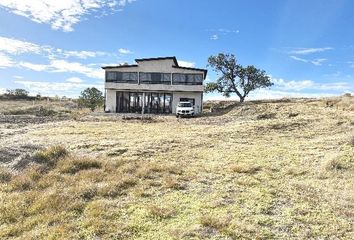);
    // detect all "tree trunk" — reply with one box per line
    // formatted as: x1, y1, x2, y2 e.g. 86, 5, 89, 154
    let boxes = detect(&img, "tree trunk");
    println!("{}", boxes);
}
239, 96, 245, 103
